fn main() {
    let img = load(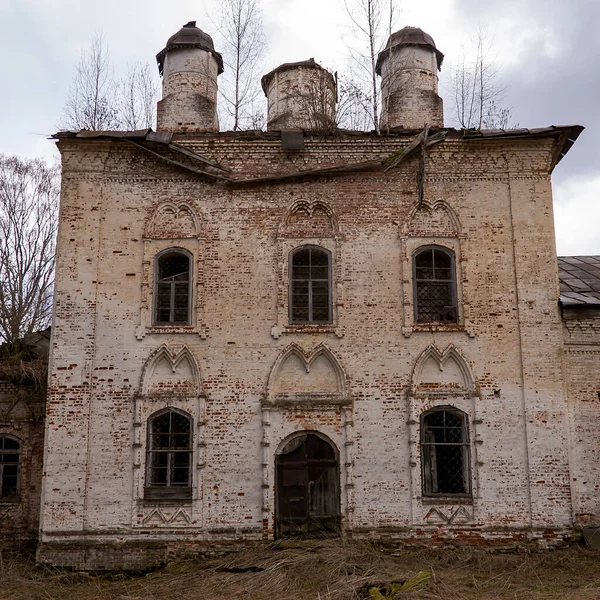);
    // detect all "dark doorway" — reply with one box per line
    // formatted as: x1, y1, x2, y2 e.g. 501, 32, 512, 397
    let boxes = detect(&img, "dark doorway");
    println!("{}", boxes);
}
275, 432, 340, 537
